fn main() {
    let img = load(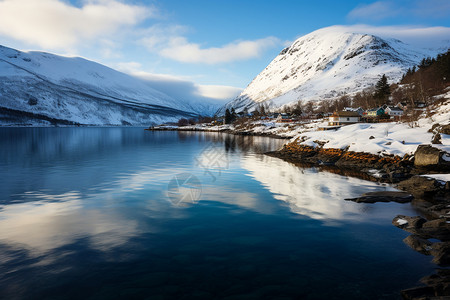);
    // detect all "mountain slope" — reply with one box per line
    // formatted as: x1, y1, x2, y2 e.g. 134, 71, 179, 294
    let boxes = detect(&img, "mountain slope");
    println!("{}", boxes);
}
0, 45, 202, 126
221, 26, 444, 113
